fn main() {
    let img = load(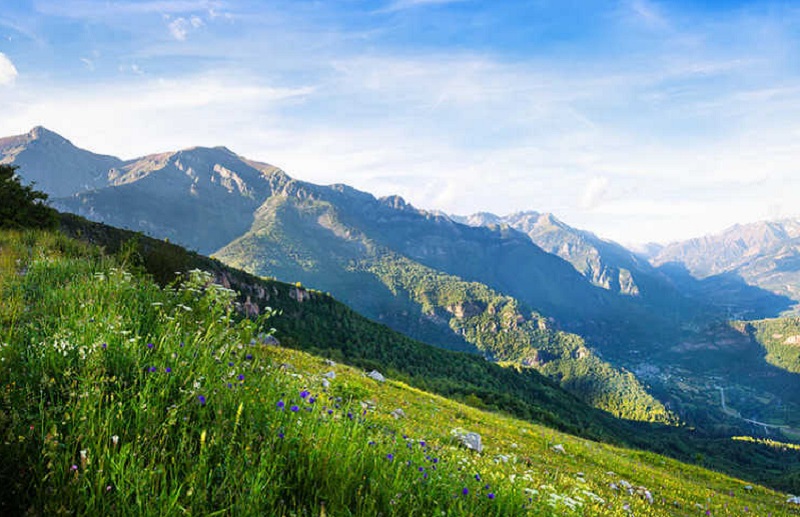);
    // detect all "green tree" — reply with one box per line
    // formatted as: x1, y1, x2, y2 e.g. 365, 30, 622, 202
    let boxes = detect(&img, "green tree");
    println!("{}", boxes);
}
0, 164, 58, 229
